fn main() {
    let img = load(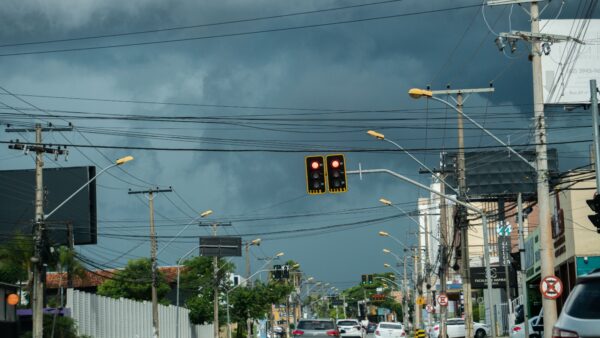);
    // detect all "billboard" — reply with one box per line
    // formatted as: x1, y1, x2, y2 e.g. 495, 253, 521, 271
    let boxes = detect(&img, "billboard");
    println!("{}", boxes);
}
470, 266, 517, 289
199, 236, 242, 257
540, 19, 600, 105
442, 149, 559, 198
0, 166, 97, 245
